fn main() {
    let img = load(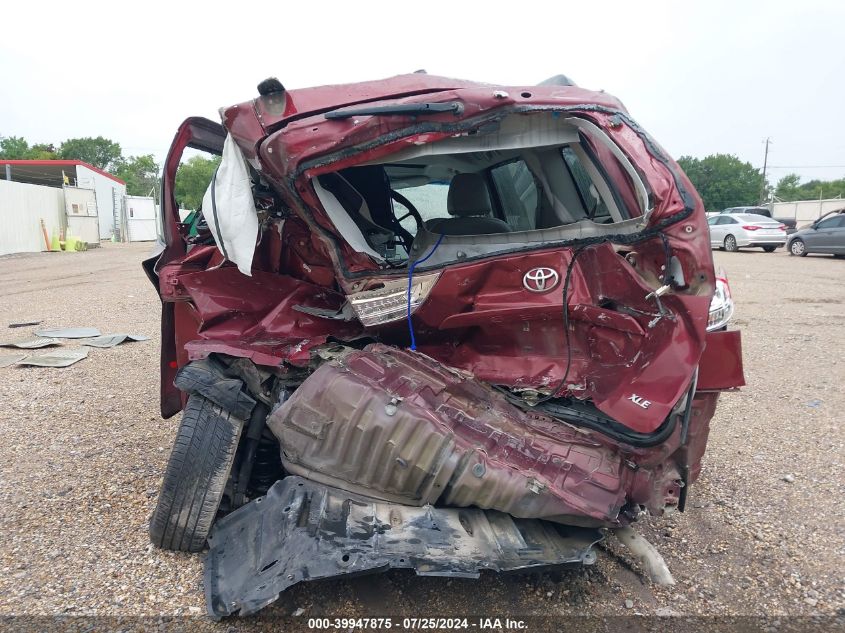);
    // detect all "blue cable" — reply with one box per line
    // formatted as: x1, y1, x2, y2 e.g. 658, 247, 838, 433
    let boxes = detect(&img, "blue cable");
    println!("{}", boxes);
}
407, 233, 445, 350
